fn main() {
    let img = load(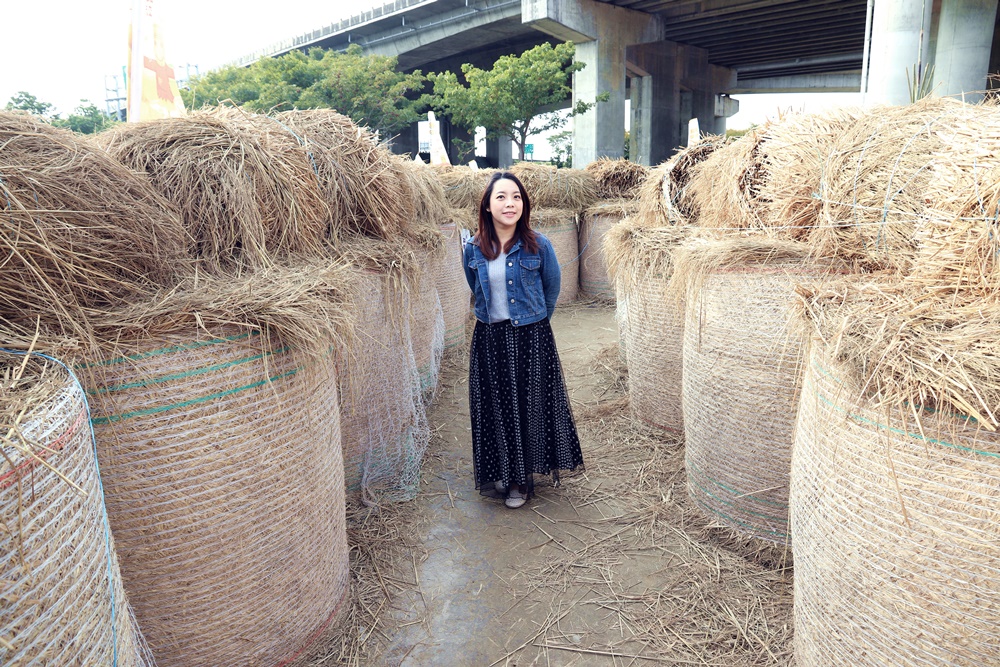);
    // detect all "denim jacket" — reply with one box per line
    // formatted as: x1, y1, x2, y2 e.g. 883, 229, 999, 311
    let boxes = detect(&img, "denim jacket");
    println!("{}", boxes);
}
463, 233, 561, 326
